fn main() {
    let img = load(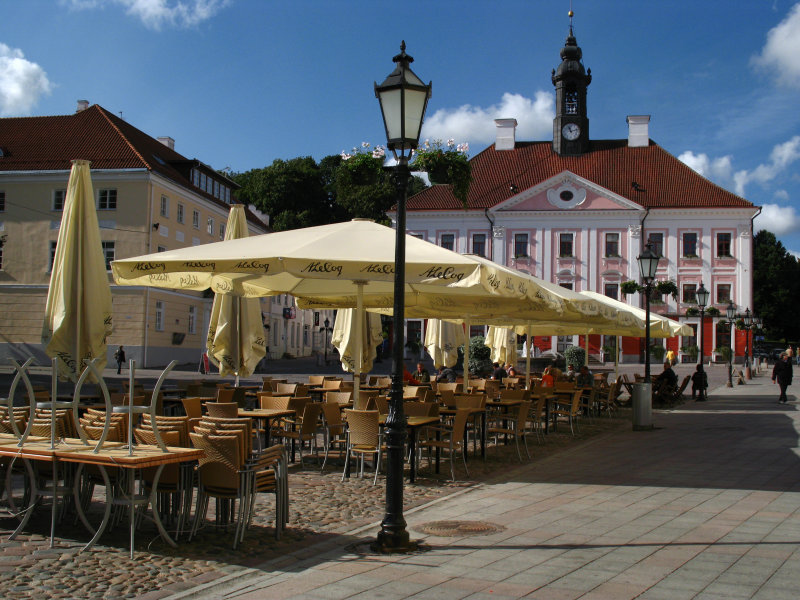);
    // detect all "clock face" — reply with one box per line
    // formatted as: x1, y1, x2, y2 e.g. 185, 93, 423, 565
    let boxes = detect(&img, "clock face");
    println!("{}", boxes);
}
562, 123, 581, 141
